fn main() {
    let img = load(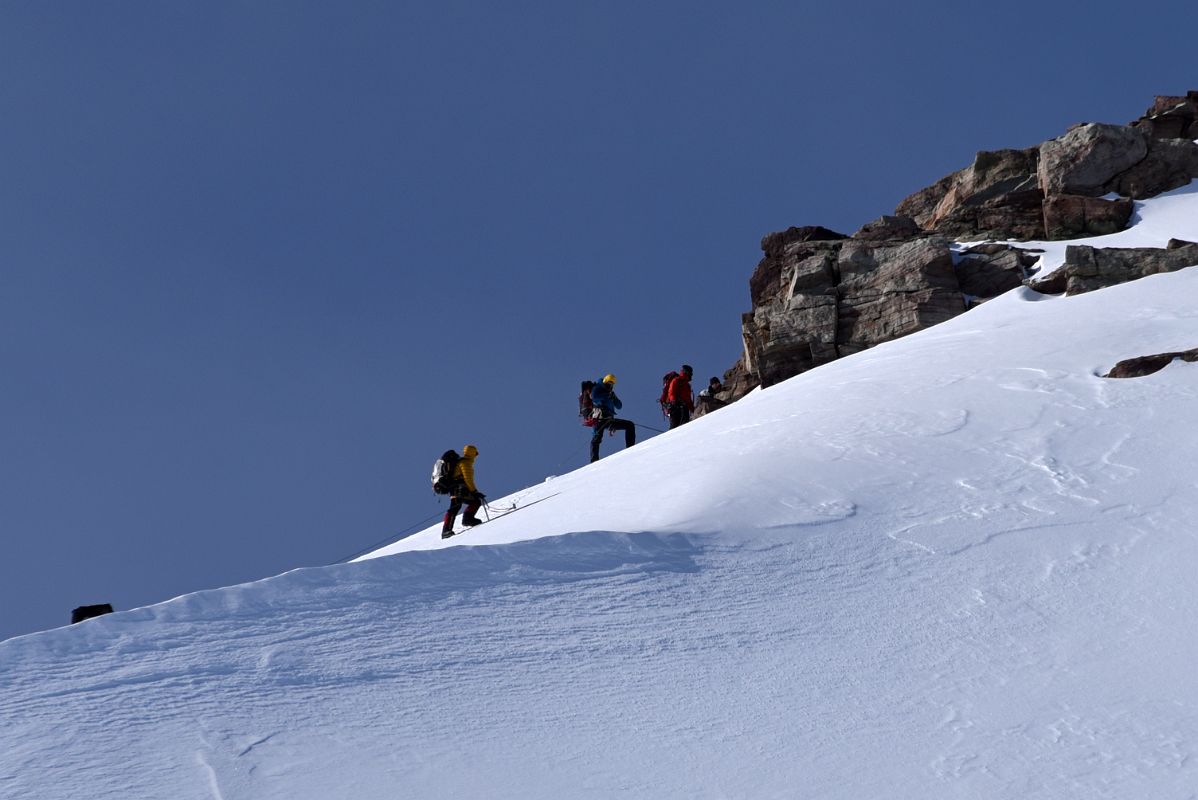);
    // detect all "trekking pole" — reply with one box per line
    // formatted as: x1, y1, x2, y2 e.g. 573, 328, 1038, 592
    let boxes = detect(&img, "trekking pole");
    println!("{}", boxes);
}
482, 502, 491, 522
